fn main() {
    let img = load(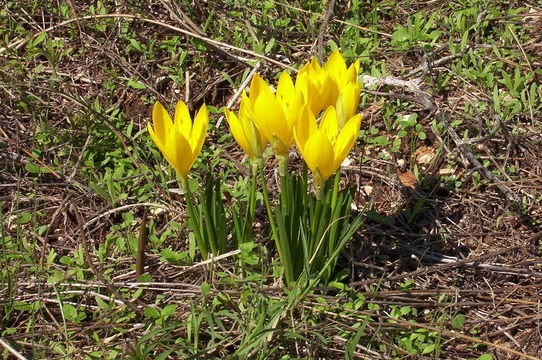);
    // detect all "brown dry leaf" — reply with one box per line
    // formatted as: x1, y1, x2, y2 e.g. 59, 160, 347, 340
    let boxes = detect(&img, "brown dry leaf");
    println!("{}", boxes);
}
414, 146, 435, 165
361, 99, 385, 118
398, 170, 417, 188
